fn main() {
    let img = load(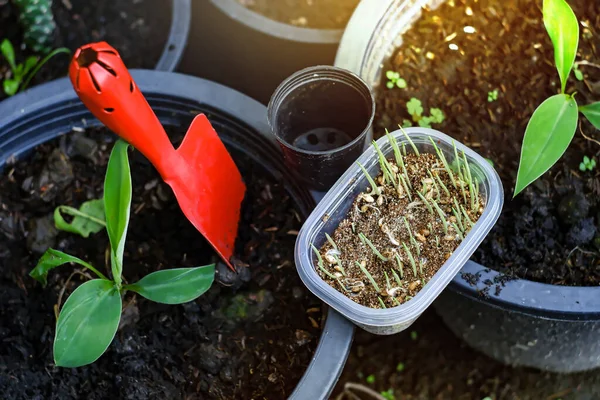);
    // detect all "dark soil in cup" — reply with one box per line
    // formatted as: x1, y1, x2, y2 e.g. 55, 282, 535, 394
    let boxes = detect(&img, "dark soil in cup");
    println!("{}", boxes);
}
0, 127, 321, 399
236, 0, 359, 29
0, 0, 170, 101
317, 151, 483, 308
334, 309, 600, 400
375, 0, 600, 286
